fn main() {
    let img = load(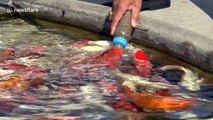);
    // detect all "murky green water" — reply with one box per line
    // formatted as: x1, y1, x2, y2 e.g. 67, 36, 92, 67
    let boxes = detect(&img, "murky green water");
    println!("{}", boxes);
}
0, 16, 212, 120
